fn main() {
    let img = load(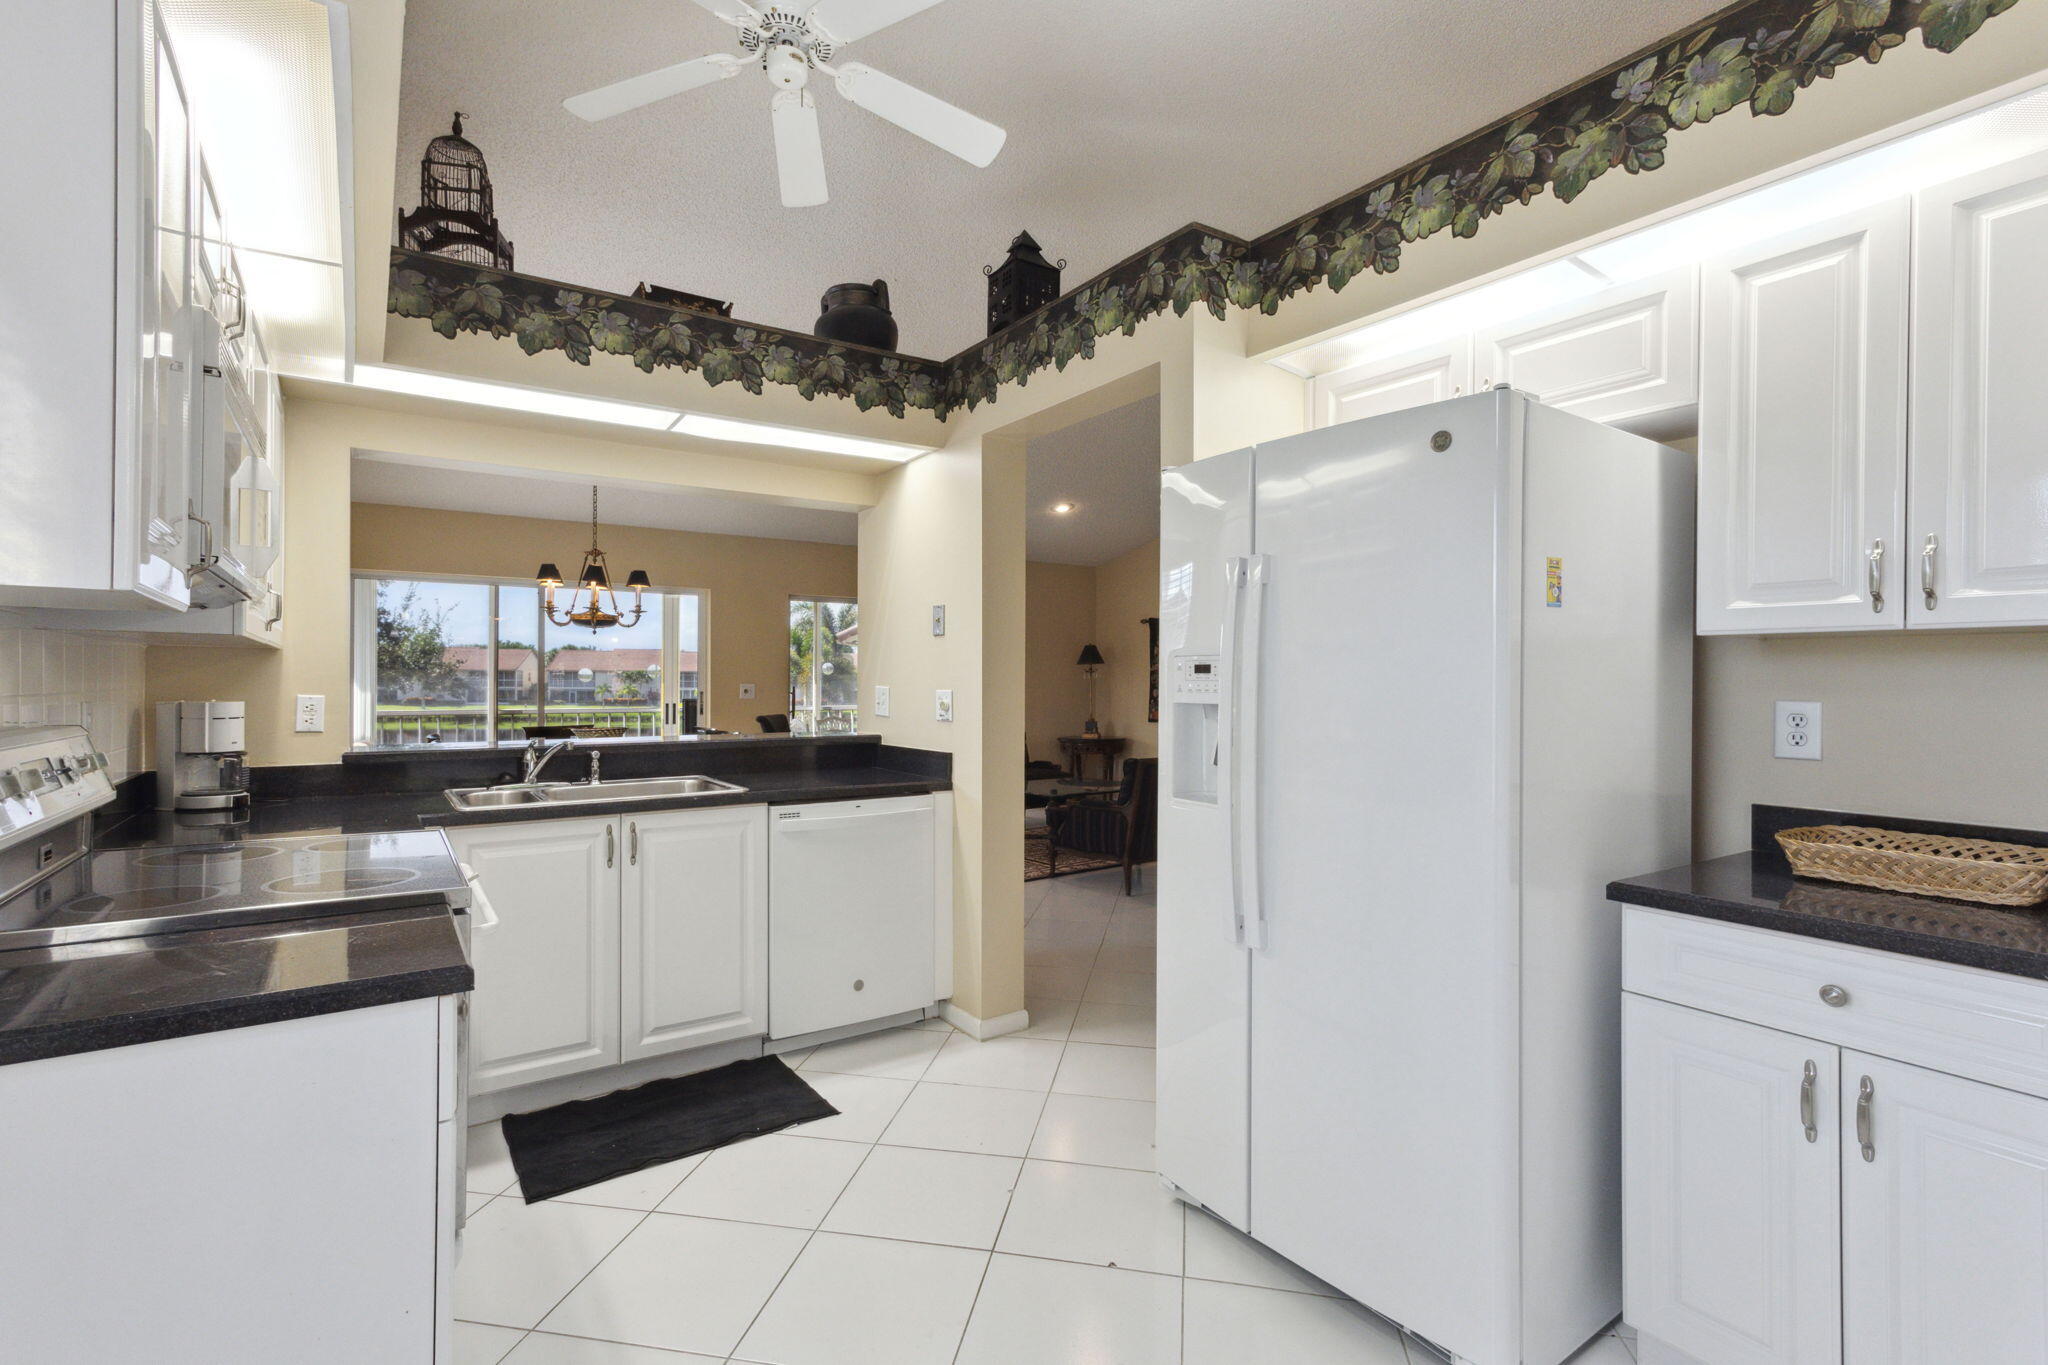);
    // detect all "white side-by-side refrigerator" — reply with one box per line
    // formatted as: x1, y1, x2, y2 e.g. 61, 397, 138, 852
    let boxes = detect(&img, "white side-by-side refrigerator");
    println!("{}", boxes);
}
1157, 388, 1693, 1365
